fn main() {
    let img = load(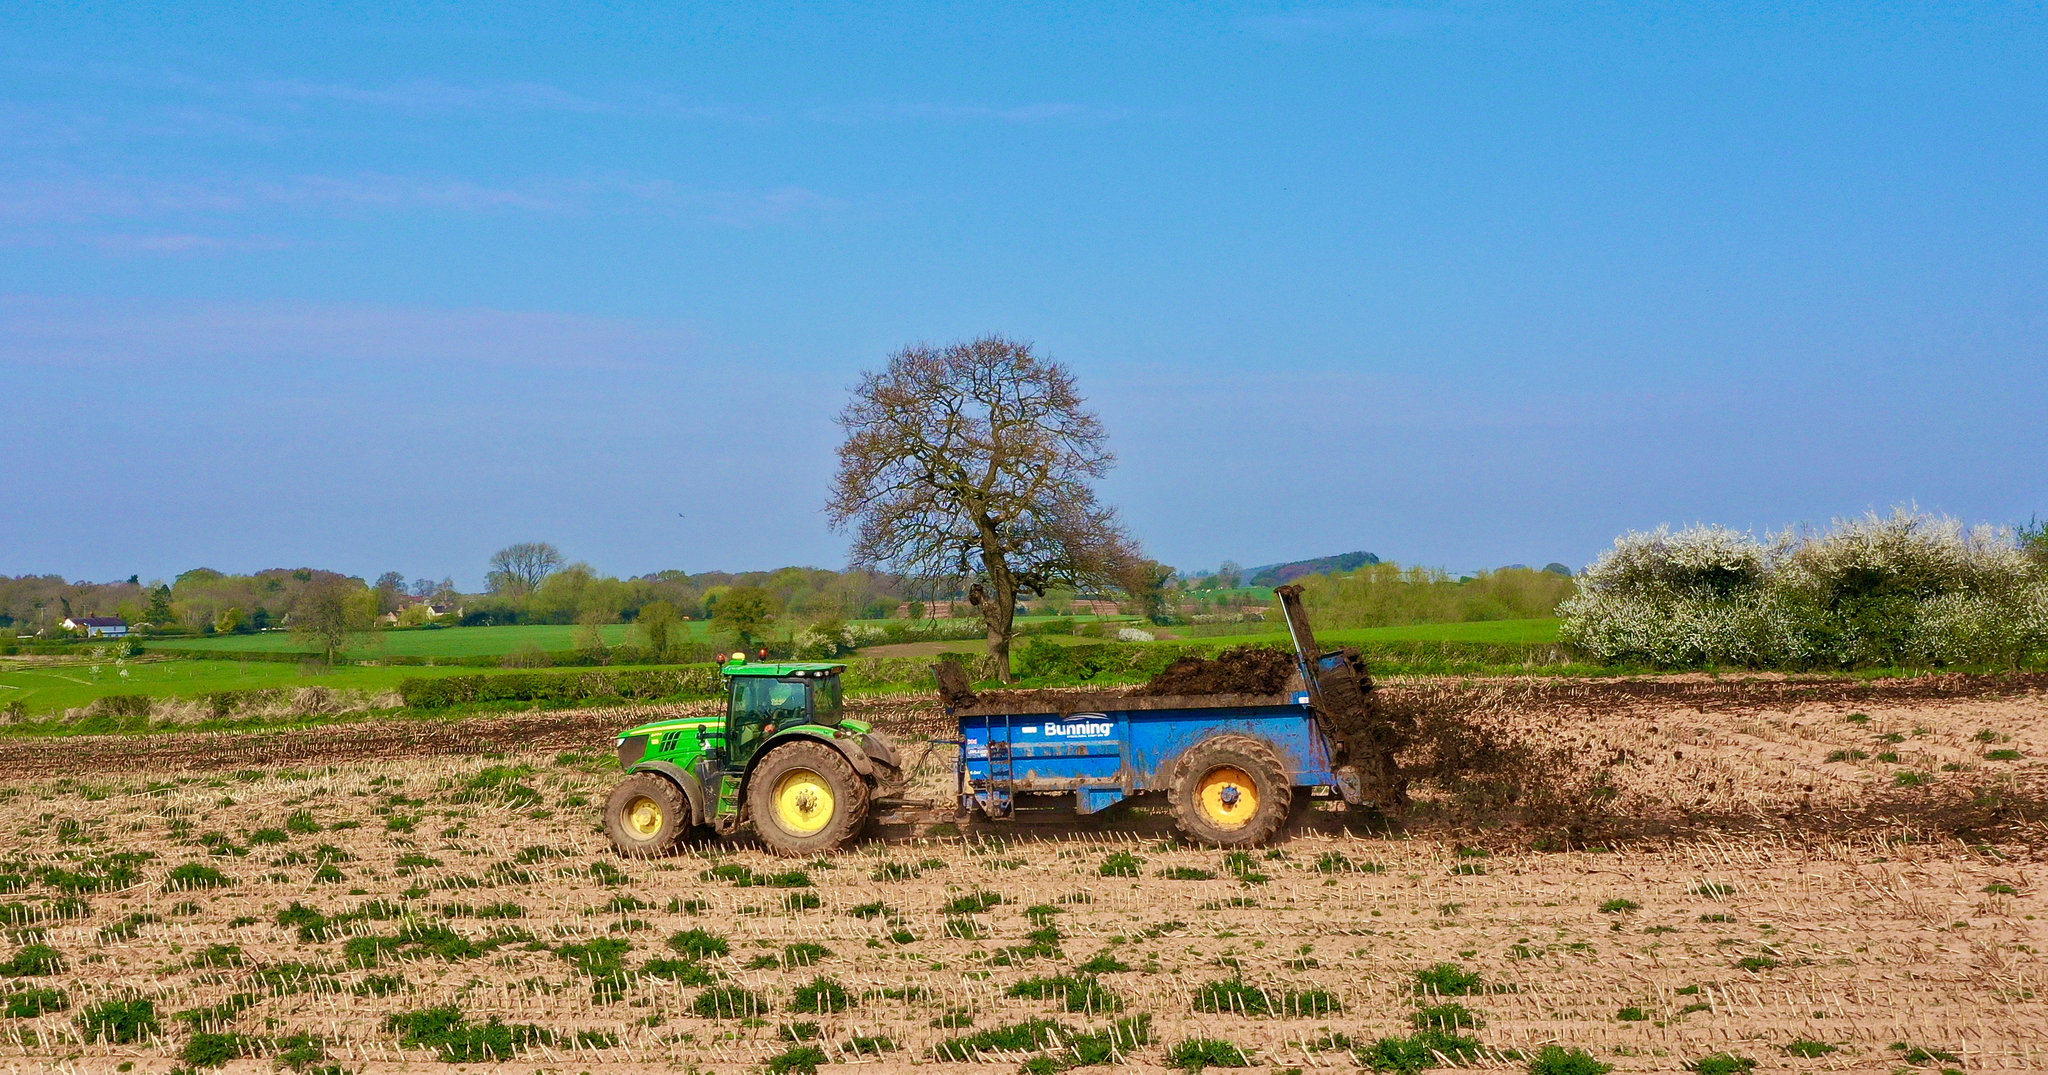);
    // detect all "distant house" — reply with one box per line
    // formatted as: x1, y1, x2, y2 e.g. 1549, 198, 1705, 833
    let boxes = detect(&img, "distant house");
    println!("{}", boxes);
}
379, 602, 461, 626
62, 616, 129, 638
895, 600, 964, 619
